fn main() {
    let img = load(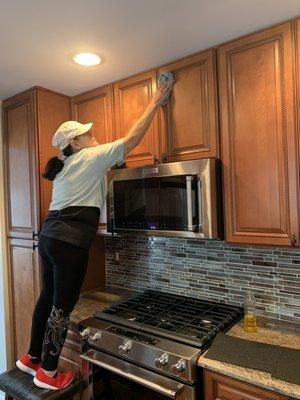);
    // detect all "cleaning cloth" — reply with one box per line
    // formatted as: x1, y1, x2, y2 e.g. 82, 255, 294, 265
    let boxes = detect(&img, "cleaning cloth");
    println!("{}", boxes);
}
158, 71, 174, 106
